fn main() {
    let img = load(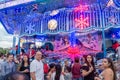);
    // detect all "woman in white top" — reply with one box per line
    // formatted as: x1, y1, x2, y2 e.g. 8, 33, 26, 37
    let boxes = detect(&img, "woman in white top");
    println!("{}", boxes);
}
95, 58, 116, 80
46, 63, 56, 80
51, 64, 65, 80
